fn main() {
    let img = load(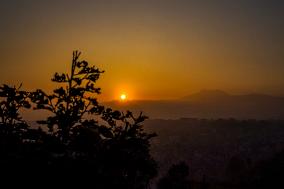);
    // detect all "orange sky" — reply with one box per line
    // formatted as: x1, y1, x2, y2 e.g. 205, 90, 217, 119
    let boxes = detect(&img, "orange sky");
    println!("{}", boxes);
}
0, 0, 283, 101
